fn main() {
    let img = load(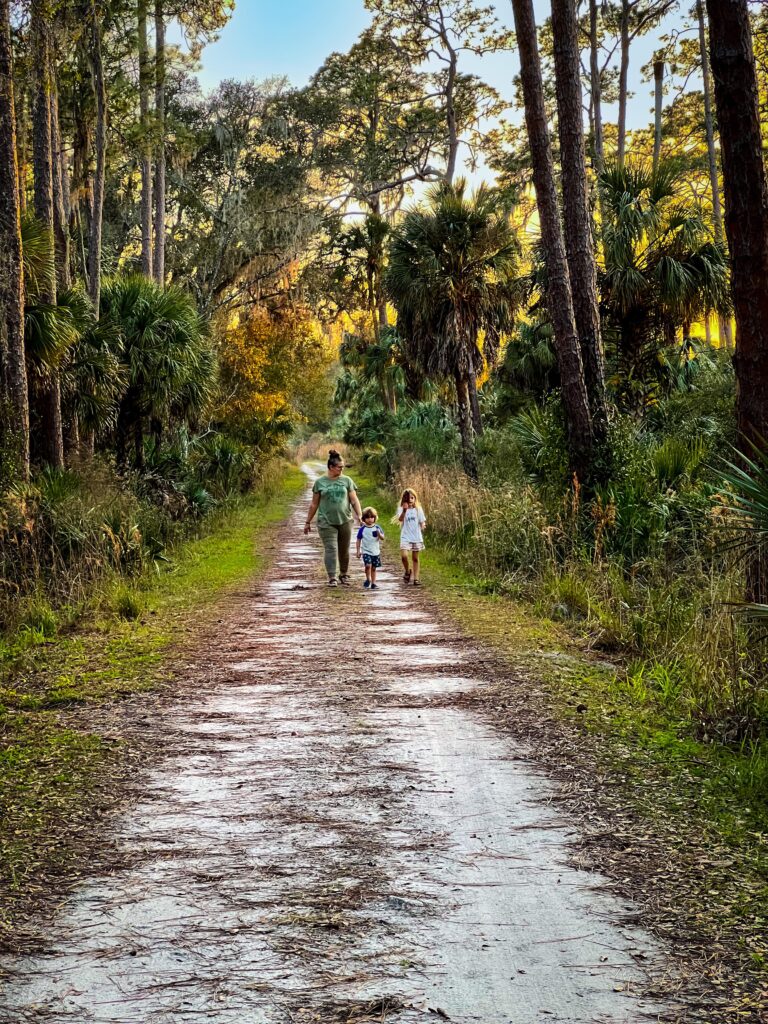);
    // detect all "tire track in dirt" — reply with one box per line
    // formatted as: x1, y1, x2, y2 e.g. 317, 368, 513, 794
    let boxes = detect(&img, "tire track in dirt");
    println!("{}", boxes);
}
0, 467, 673, 1023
